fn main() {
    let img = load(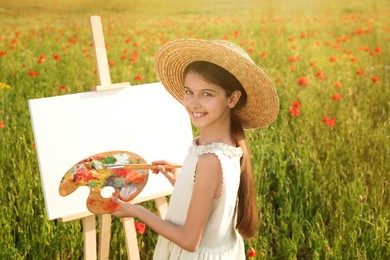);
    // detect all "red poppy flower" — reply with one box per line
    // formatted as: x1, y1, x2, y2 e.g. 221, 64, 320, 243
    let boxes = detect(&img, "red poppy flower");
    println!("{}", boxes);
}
58, 85, 66, 90
28, 71, 39, 76
329, 56, 337, 62
331, 93, 342, 101
289, 56, 297, 62
327, 118, 336, 127
309, 61, 316, 67
134, 74, 142, 81
0, 51, 7, 56
248, 247, 257, 258
350, 56, 357, 62
134, 221, 146, 235
297, 77, 309, 86
37, 55, 46, 64
372, 76, 380, 83
334, 81, 342, 88
289, 107, 300, 116
260, 51, 267, 57
321, 115, 336, 127
356, 69, 365, 76
0, 121, 5, 128
375, 47, 382, 54
53, 54, 61, 60
291, 101, 301, 108
316, 70, 325, 80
